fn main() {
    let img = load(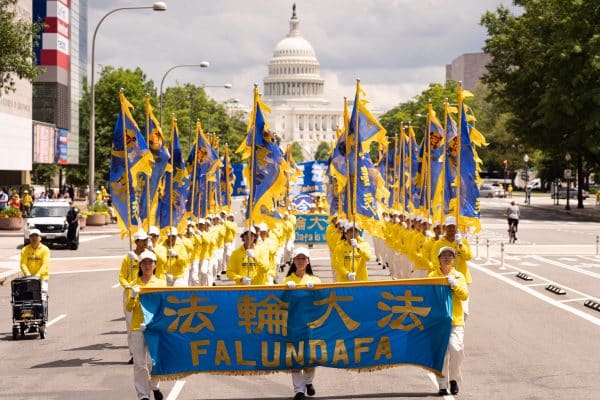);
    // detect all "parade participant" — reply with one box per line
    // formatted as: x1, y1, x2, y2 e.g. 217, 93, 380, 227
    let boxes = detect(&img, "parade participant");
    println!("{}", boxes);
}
20, 229, 50, 296
66, 201, 80, 247
282, 212, 296, 266
428, 246, 469, 396
283, 247, 320, 399
505, 201, 520, 241
147, 226, 167, 281
95, 189, 103, 204
181, 221, 196, 284
432, 216, 473, 317
410, 217, 433, 278
332, 222, 372, 282
221, 213, 237, 277
227, 226, 270, 285
126, 250, 165, 400
424, 221, 442, 271
21, 189, 33, 216
507, 183, 513, 199
212, 215, 226, 280
0, 188, 8, 209
256, 222, 279, 284
160, 227, 189, 287
118, 230, 148, 364
195, 219, 213, 286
